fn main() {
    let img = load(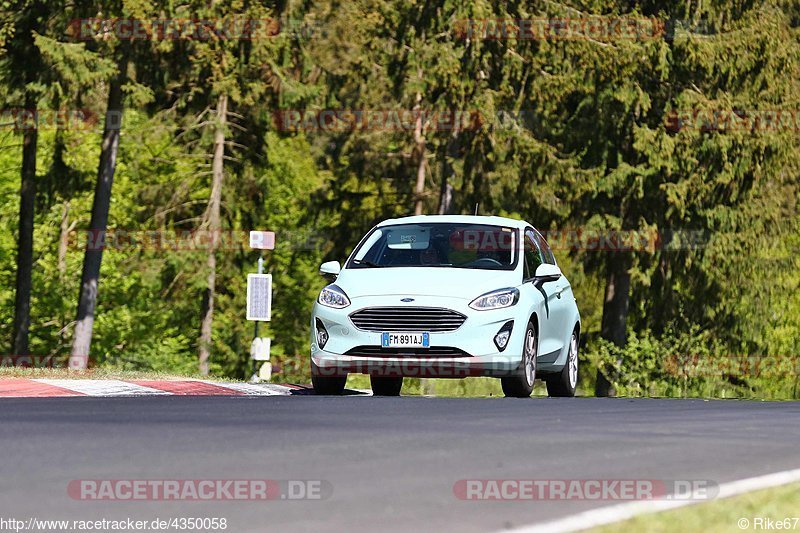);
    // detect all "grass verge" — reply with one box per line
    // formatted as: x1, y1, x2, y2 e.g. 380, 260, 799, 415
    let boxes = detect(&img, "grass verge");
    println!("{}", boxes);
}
345, 375, 573, 397
591, 482, 800, 533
